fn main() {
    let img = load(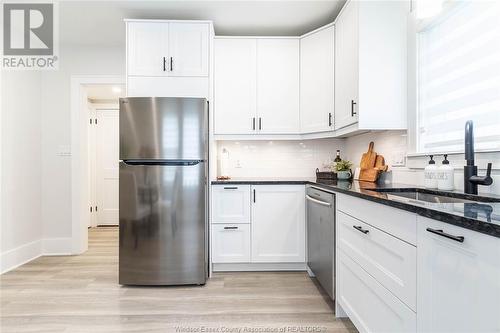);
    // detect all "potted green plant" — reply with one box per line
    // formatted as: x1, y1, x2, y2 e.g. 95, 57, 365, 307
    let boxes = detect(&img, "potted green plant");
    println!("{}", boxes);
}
334, 160, 353, 180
